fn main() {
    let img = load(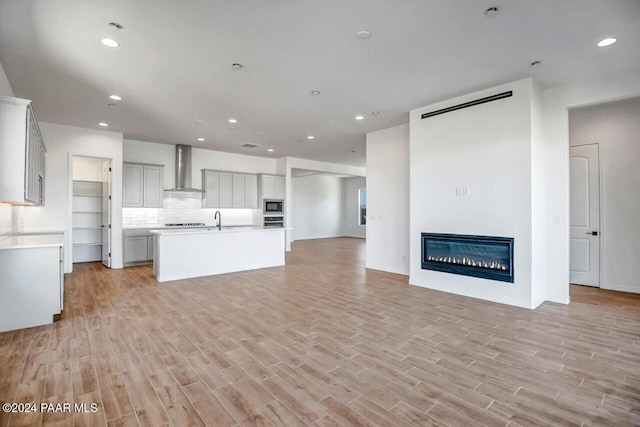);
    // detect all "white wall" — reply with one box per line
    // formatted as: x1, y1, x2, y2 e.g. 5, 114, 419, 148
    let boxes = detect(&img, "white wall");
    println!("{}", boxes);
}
569, 97, 640, 294
72, 156, 106, 181
366, 124, 410, 275
540, 66, 640, 304
341, 176, 366, 238
410, 79, 537, 309
292, 174, 343, 240
0, 59, 13, 97
0, 60, 15, 239
18, 123, 124, 272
